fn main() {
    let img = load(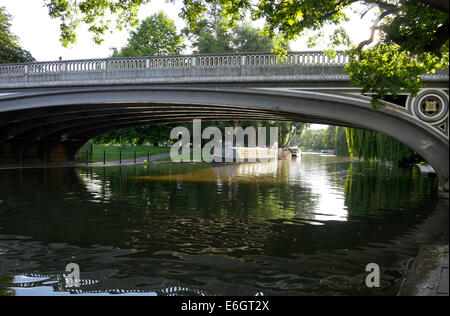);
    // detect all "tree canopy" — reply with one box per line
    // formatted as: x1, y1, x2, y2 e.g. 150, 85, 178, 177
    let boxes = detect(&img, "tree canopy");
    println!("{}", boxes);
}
111, 11, 184, 57
345, 127, 419, 164
44, 0, 151, 47
0, 7, 34, 63
184, 6, 284, 54
44, 1, 449, 55
294, 125, 418, 164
